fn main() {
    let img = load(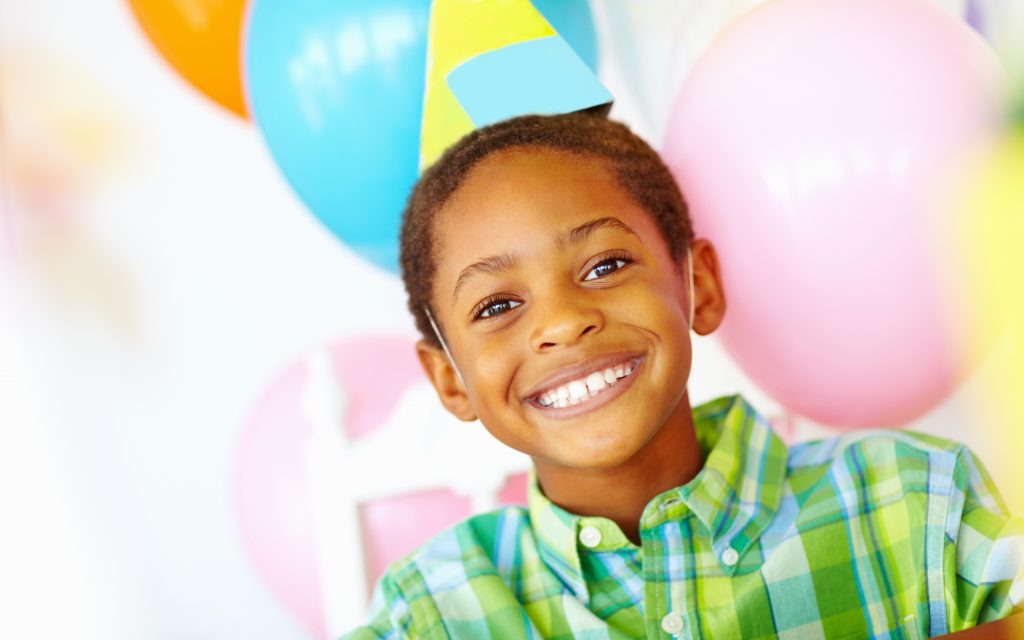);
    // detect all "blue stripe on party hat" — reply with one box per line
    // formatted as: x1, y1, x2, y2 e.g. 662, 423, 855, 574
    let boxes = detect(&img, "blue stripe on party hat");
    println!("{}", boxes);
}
448, 35, 612, 128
